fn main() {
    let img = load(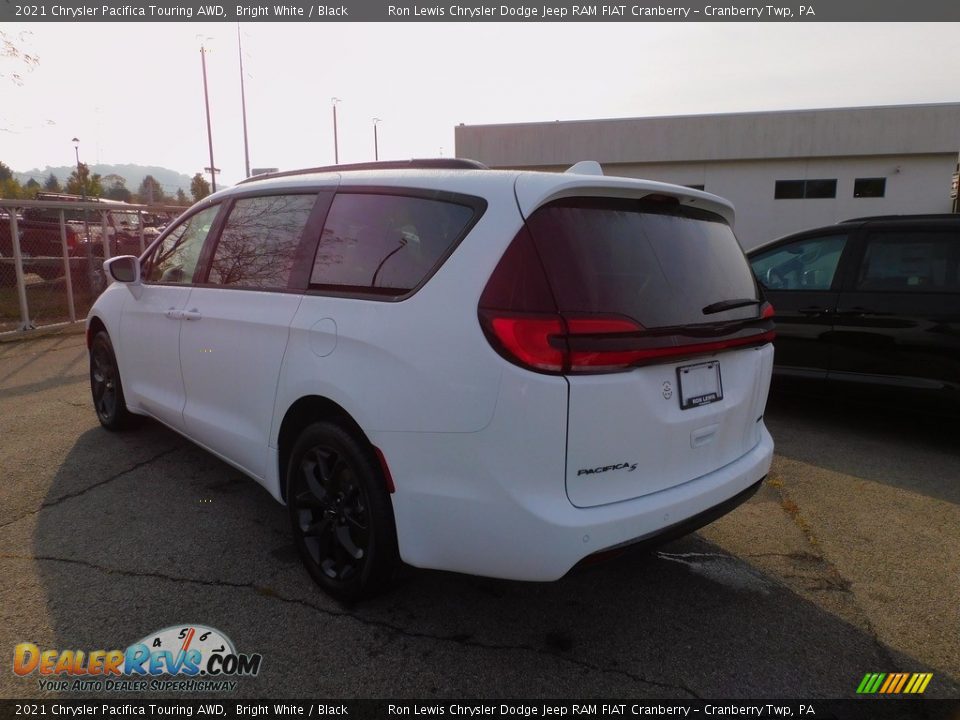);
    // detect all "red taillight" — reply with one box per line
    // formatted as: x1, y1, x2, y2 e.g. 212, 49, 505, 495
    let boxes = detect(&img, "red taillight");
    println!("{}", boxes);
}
478, 222, 774, 375
482, 311, 773, 374
761, 301, 775, 319
488, 315, 565, 372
